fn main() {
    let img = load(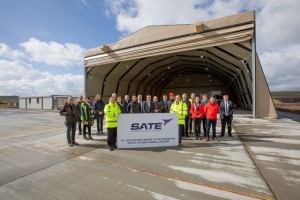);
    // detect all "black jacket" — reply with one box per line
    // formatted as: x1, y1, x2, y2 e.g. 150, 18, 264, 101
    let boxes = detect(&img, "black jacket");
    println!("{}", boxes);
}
166, 99, 174, 113
160, 100, 168, 113
123, 100, 131, 113
93, 100, 105, 117
127, 101, 141, 113
182, 99, 191, 115
117, 102, 127, 113
219, 100, 234, 118
60, 103, 78, 124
